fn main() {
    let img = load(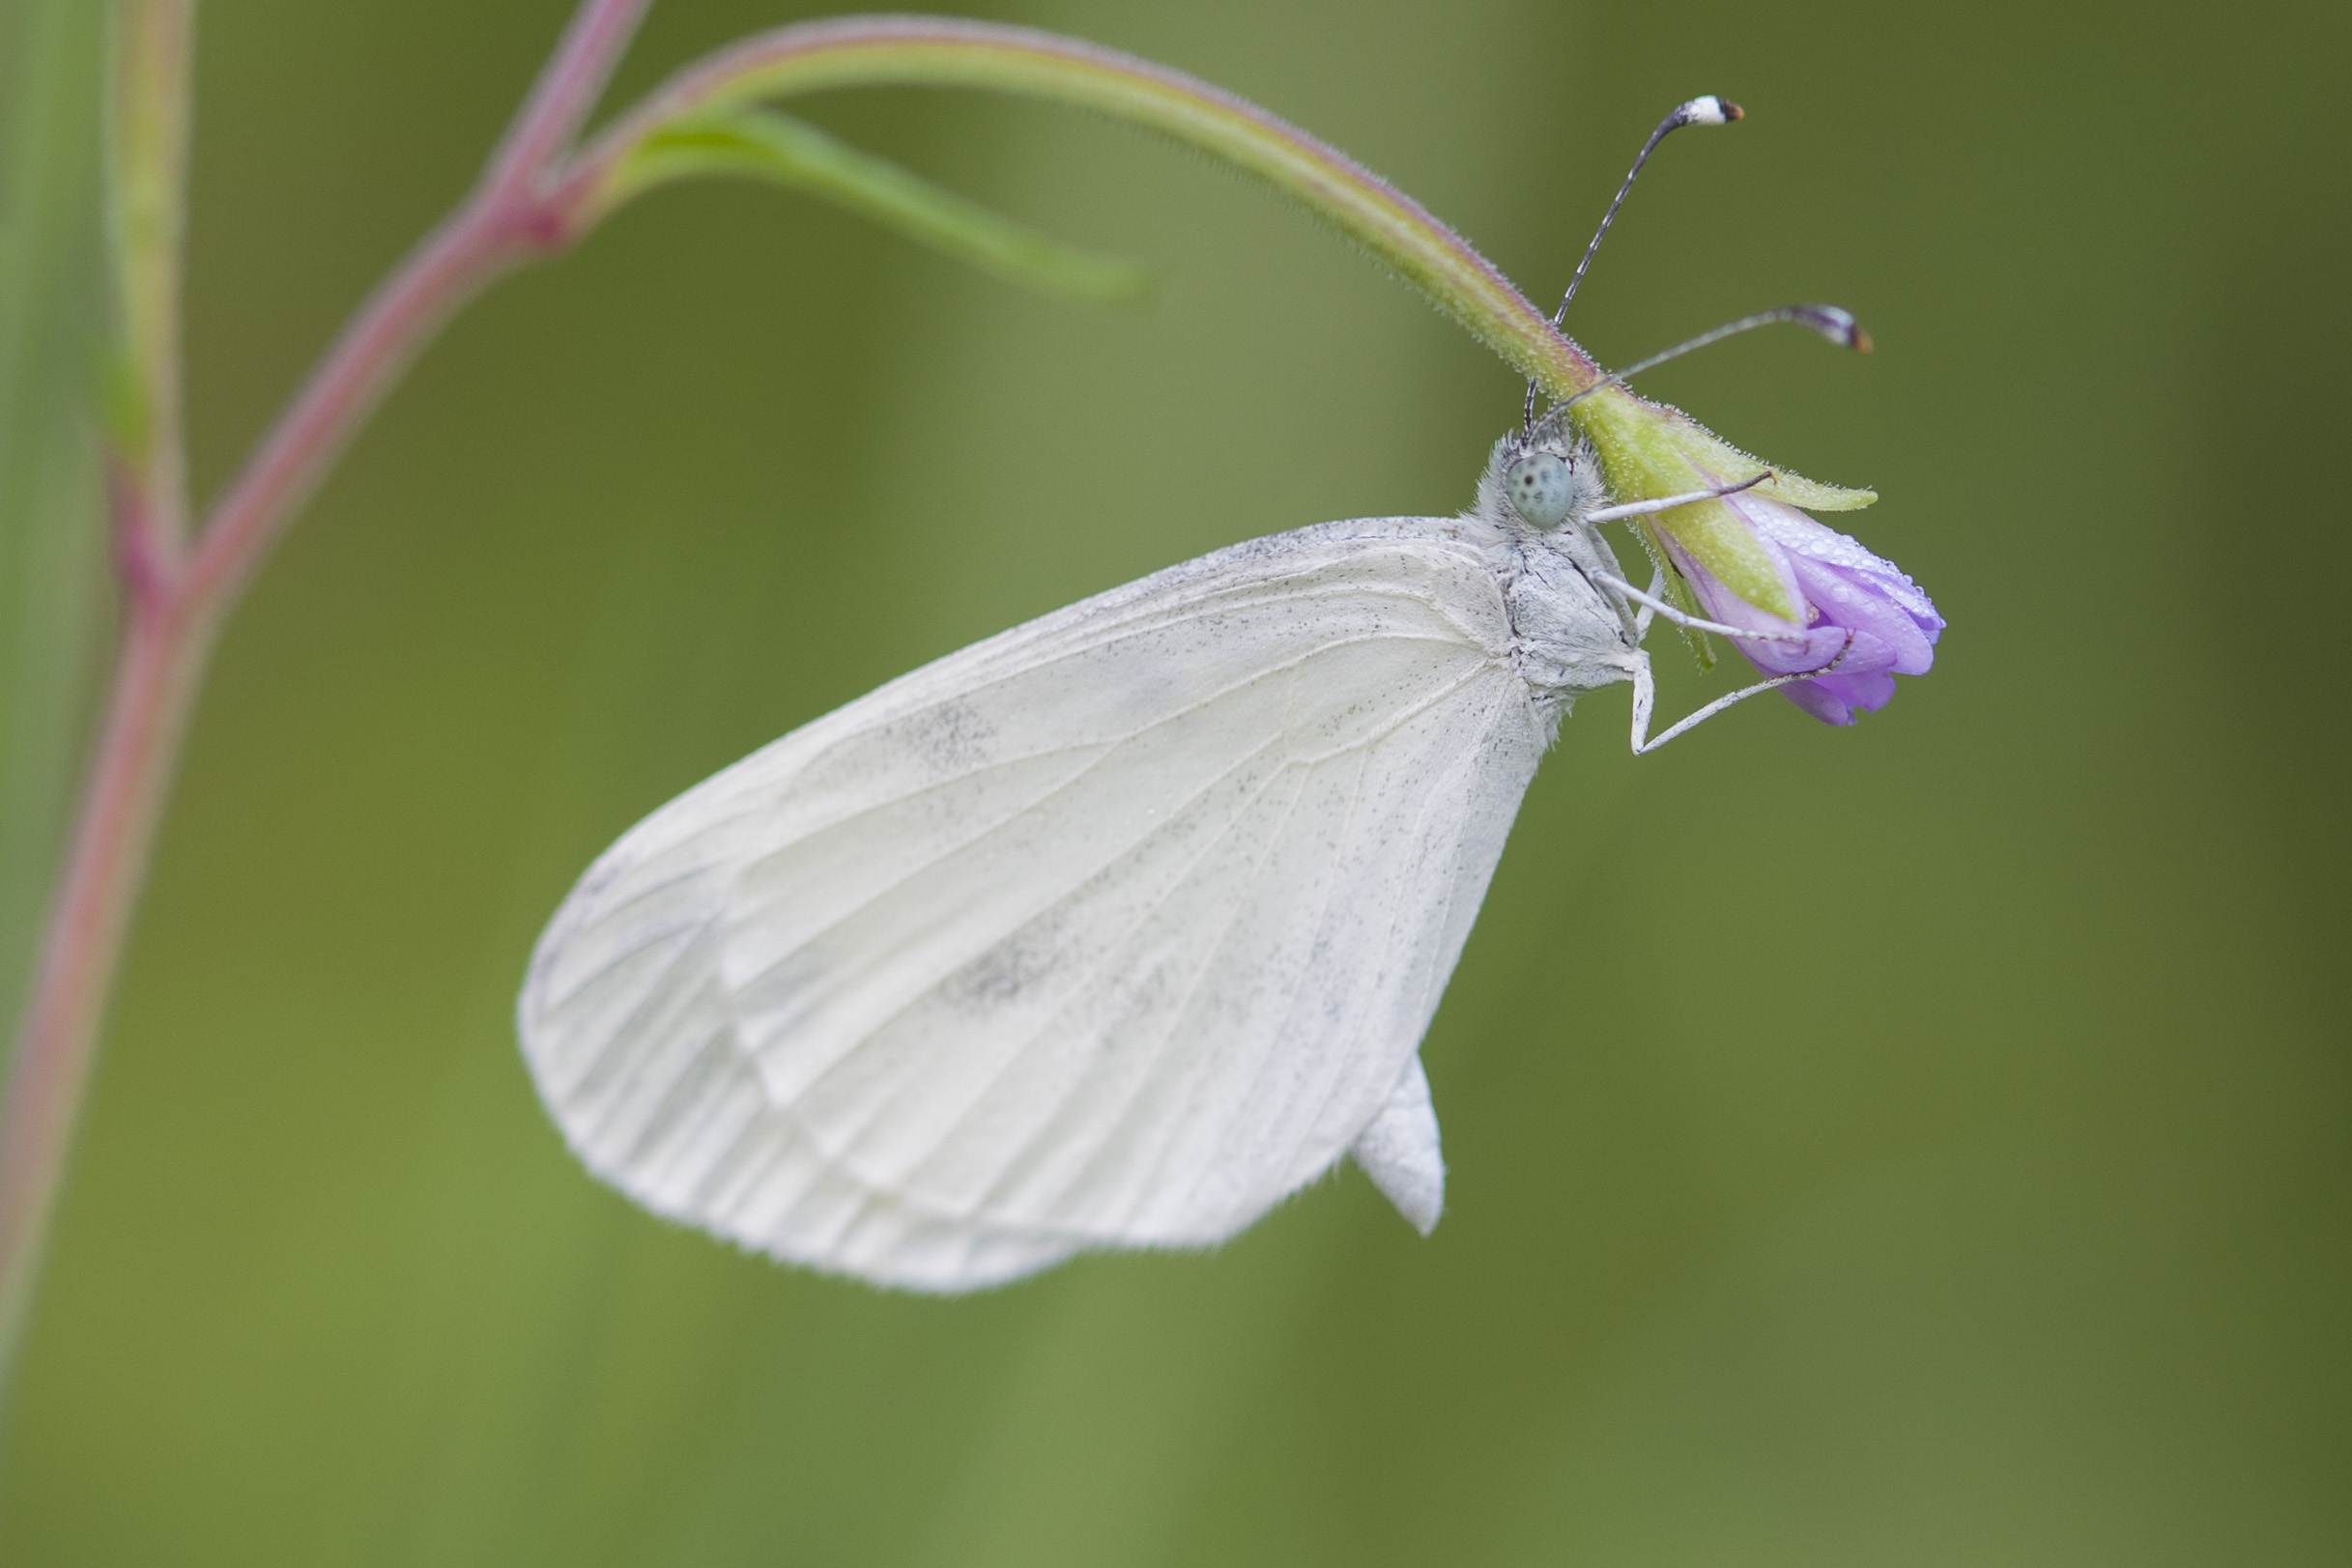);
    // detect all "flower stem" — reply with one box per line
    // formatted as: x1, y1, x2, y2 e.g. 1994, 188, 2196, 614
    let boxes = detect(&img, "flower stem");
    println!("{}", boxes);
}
561, 16, 1602, 400
187, 0, 654, 609
0, 0, 651, 1400
0, 0, 204, 1391
179, 210, 526, 607
0, 591, 215, 1389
